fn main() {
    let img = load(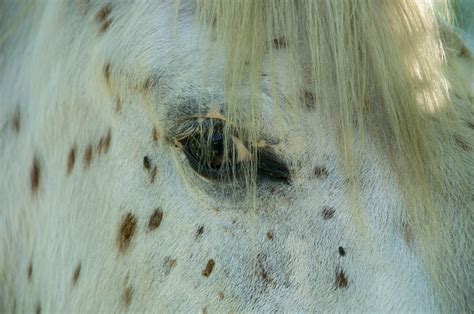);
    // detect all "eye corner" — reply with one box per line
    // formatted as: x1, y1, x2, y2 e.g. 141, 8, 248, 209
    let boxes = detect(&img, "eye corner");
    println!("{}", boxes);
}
257, 148, 291, 184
